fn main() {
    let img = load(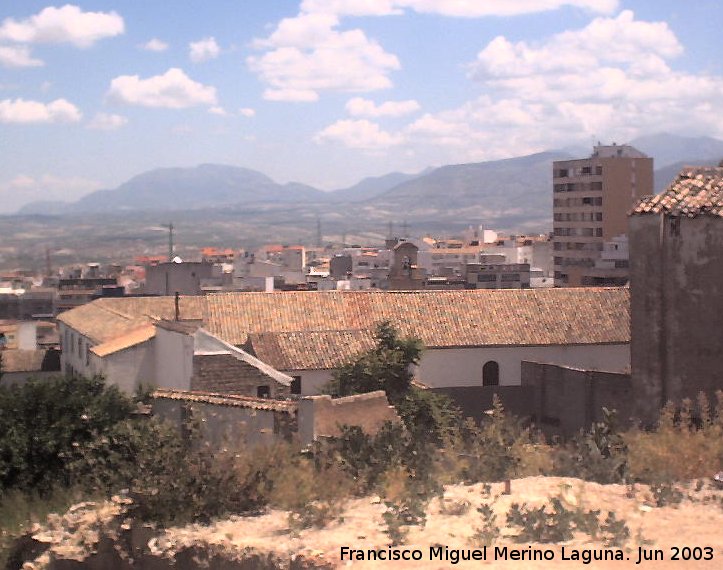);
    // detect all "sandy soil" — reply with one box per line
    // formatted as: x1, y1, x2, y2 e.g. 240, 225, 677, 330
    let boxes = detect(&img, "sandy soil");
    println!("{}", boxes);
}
149, 477, 722, 569
21, 477, 723, 569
